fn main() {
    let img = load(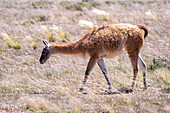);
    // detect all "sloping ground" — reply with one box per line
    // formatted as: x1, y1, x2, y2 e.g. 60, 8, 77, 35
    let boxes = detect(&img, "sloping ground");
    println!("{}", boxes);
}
0, 0, 169, 112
